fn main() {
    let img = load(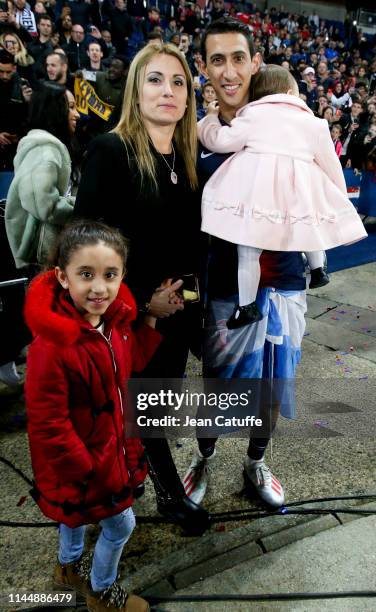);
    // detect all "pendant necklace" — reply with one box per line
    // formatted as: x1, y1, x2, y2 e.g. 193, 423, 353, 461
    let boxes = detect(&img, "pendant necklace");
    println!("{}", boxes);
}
160, 143, 178, 184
